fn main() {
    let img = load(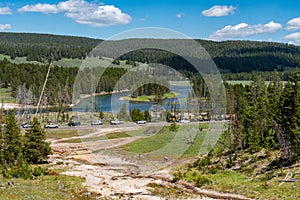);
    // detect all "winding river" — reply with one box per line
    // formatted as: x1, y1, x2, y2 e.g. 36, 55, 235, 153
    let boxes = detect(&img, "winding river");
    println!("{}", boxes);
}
72, 85, 193, 113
